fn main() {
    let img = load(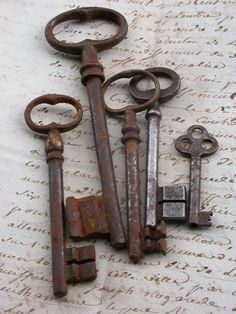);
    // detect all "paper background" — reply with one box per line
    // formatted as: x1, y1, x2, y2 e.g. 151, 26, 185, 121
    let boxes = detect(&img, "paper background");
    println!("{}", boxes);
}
0, 0, 235, 313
